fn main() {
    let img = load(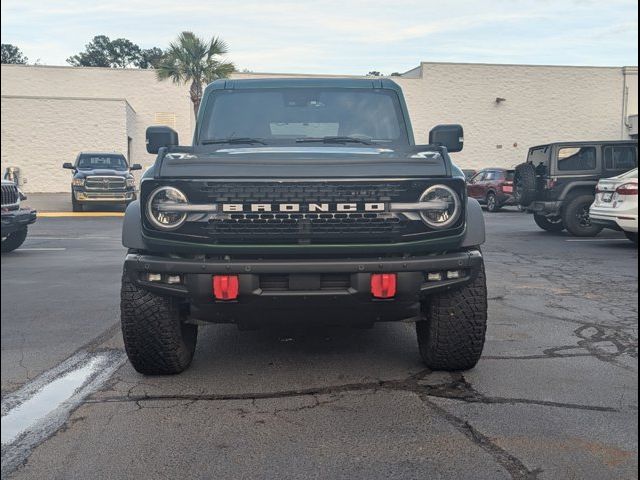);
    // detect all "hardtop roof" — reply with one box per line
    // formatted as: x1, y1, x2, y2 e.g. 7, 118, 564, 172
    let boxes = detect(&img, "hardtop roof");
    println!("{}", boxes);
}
529, 140, 638, 150
205, 77, 403, 94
